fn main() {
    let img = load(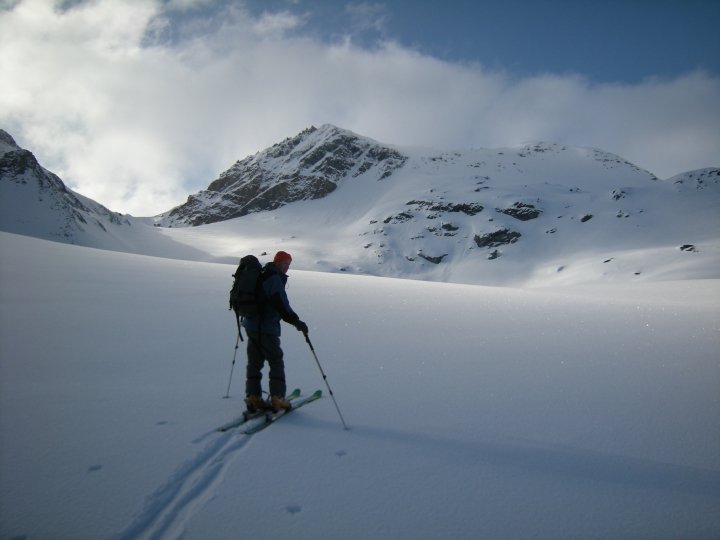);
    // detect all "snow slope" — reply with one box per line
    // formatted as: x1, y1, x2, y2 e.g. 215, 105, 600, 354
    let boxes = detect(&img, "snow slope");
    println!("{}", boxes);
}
152, 161, 720, 287
151, 126, 720, 287
1, 231, 718, 539
3, 125, 719, 288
